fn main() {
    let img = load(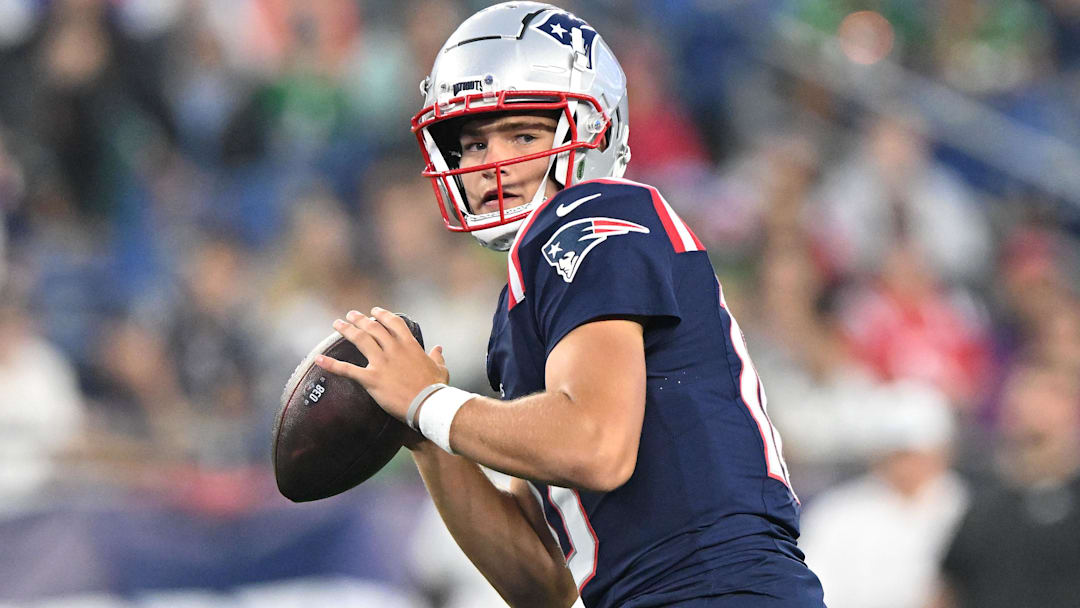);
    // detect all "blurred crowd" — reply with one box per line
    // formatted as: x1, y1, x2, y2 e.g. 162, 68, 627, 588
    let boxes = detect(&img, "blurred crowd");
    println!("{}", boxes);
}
1, 0, 1079, 607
